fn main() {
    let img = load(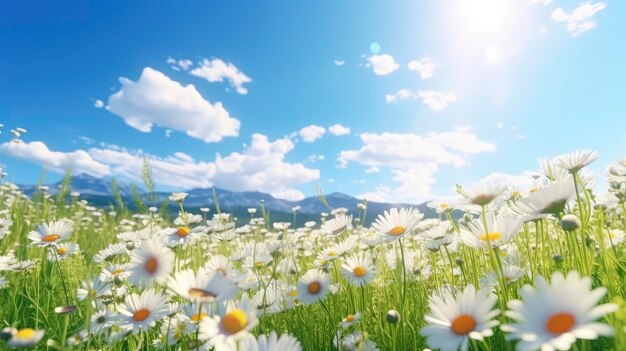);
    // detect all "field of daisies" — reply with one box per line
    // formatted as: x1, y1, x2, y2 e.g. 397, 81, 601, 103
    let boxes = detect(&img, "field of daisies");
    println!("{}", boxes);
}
0, 145, 625, 350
